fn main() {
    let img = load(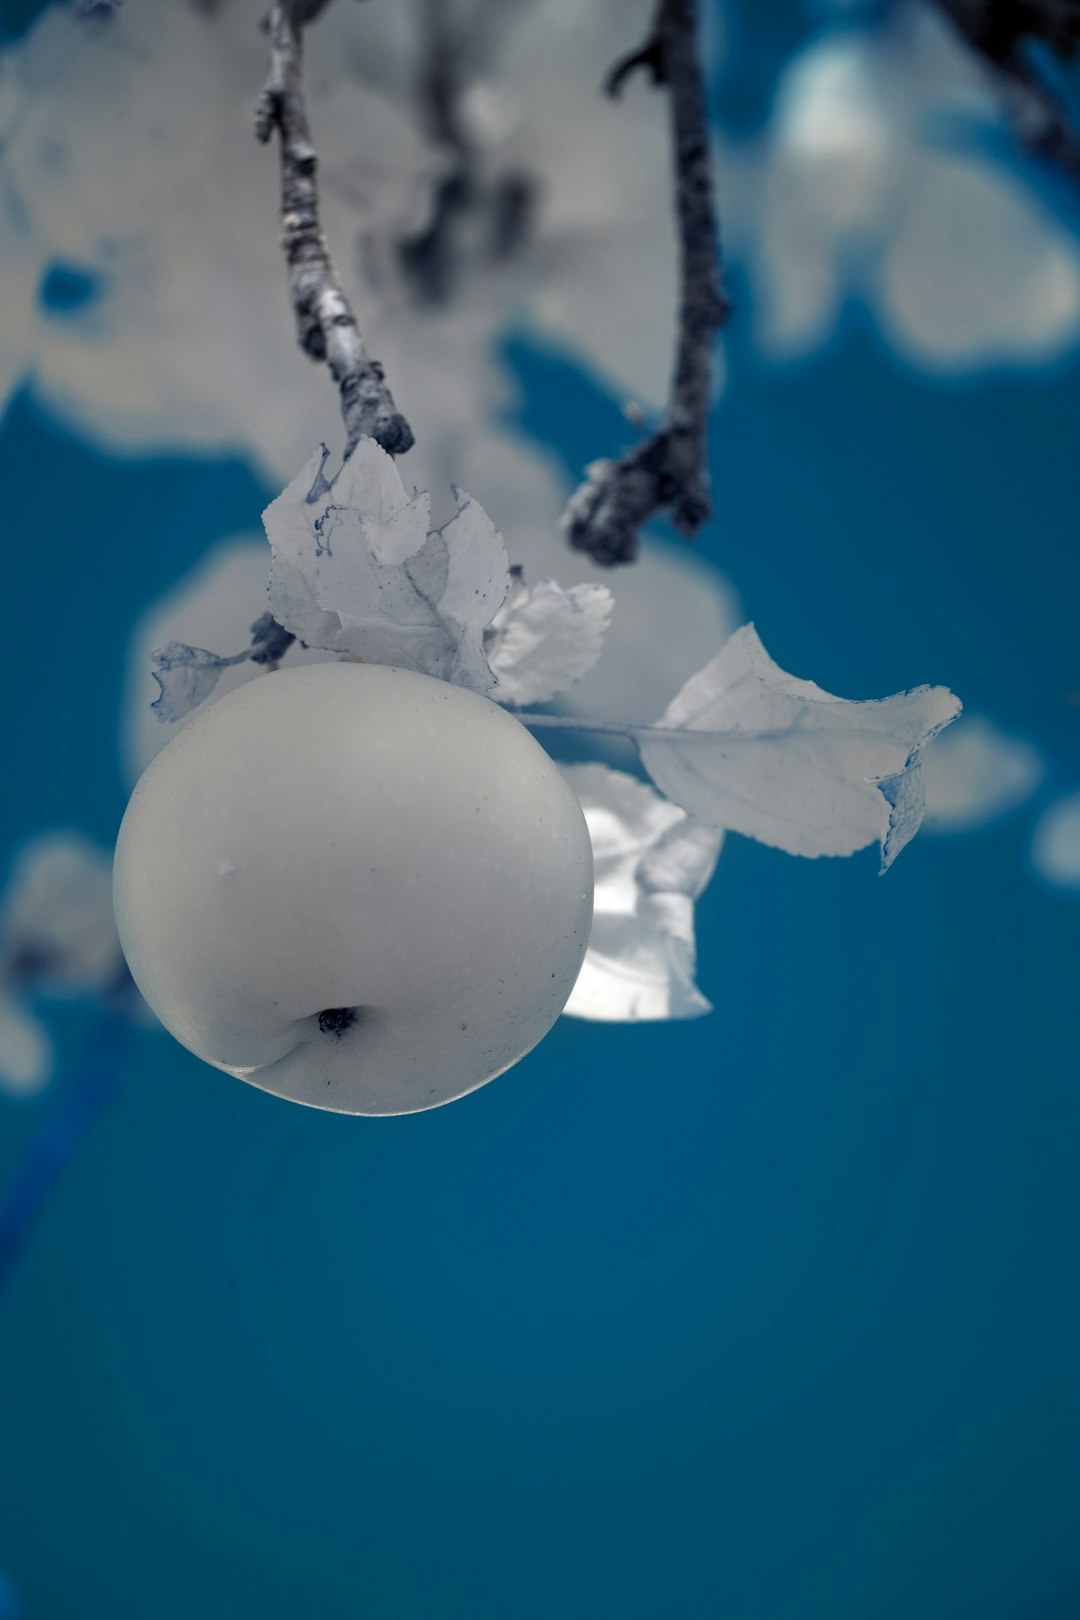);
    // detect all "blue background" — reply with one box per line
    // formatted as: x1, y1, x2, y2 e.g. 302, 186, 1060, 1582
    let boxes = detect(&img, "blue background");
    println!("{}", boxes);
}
2, 2, 1079, 1615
